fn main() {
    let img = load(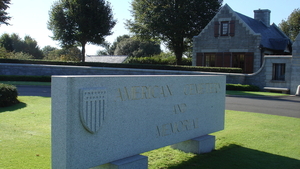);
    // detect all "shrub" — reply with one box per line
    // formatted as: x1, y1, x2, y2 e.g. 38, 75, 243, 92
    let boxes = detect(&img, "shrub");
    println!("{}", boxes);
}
124, 55, 192, 65
226, 84, 260, 91
0, 47, 12, 58
152, 52, 175, 59
5, 52, 34, 60
0, 83, 19, 107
